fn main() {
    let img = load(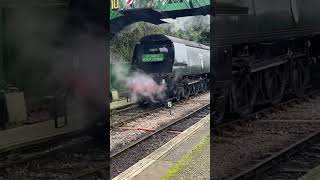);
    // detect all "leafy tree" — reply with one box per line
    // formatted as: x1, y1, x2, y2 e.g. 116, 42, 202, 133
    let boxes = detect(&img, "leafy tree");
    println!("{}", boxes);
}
111, 17, 210, 62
